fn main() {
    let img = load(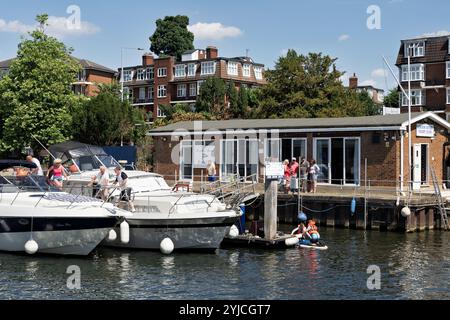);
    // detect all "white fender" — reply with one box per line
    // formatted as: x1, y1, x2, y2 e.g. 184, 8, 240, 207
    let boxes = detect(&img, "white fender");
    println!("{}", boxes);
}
401, 206, 411, 218
108, 229, 117, 241
285, 237, 300, 247
228, 225, 239, 238
160, 238, 174, 255
120, 221, 130, 244
24, 239, 38, 255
